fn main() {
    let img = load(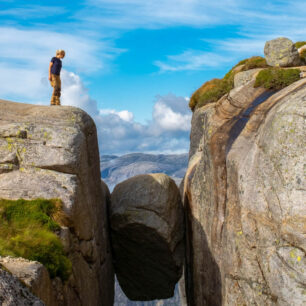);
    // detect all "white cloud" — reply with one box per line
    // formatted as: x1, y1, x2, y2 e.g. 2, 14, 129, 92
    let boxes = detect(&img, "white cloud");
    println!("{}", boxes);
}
79, 0, 224, 29
49, 72, 191, 155
0, 5, 66, 18
80, 0, 306, 35
0, 26, 119, 74
99, 109, 134, 122
155, 50, 233, 72
95, 93, 191, 154
61, 70, 99, 117
0, 26, 124, 103
152, 94, 191, 131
